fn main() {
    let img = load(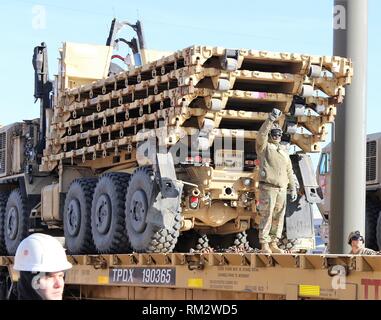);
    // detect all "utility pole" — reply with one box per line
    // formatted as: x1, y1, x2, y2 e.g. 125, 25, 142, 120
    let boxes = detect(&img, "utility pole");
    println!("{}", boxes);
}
331, 0, 368, 253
